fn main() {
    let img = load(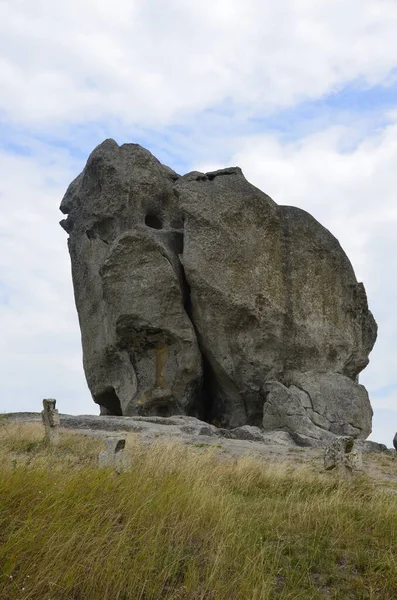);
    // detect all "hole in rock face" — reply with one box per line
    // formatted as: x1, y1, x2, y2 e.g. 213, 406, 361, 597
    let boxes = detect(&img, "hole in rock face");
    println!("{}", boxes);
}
157, 405, 171, 417
95, 387, 122, 416
145, 214, 163, 229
